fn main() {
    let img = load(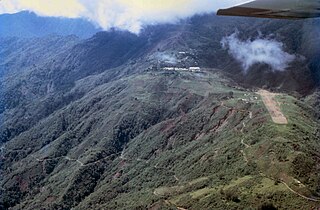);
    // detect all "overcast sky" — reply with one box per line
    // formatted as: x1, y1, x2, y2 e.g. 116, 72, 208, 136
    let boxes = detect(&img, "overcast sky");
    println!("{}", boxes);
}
0, 0, 246, 33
